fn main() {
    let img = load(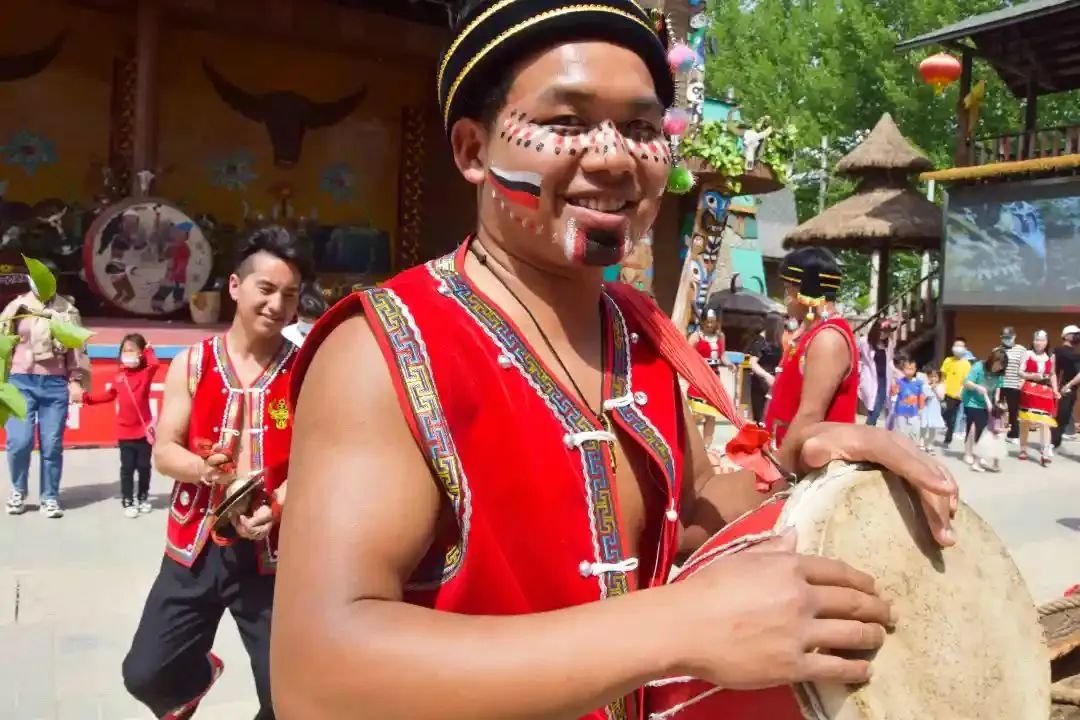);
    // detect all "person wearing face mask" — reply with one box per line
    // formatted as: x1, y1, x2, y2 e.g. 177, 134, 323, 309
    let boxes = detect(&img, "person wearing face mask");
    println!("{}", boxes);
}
857, 319, 899, 427
281, 282, 328, 348
1017, 330, 1058, 466
0, 274, 89, 519
940, 337, 972, 448
82, 334, 159, 516
994, 327, 1027, 441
